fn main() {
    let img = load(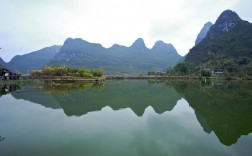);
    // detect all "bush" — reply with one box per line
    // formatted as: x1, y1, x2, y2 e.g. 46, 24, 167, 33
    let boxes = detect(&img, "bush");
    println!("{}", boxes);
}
174, 62, 189, 75
83, 72, 94, 78
92, 68, 104, 77
148, 71, 155, 76
31, 66, 104, 78
201, 70, 212, 77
